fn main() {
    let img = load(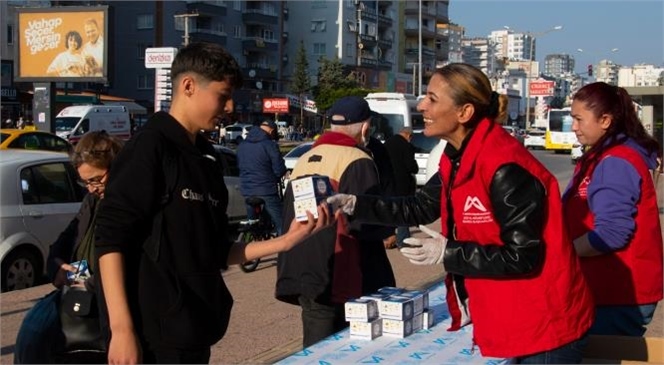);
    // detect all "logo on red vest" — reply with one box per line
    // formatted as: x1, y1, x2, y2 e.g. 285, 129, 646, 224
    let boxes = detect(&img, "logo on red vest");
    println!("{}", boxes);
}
462, 196, 493, 224
463, 196, 487, 212
577, 176, 590, 198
